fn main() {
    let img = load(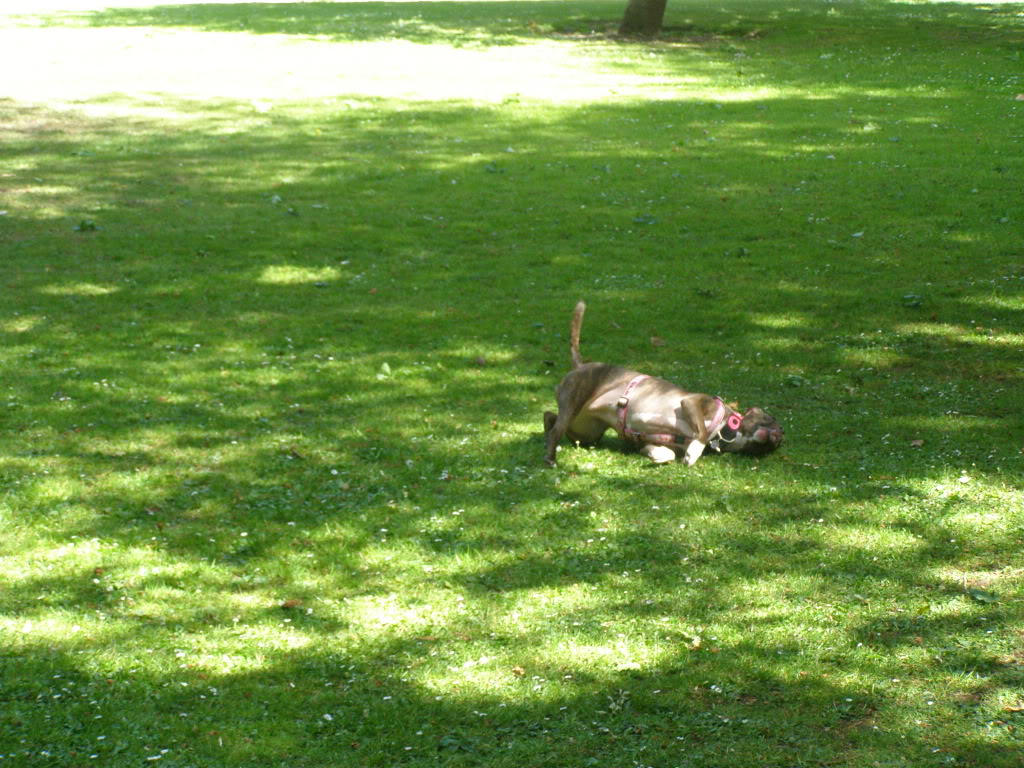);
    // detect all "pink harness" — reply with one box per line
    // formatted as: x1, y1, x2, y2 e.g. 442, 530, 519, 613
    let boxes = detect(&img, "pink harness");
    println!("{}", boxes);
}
616, 374, 736, 447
